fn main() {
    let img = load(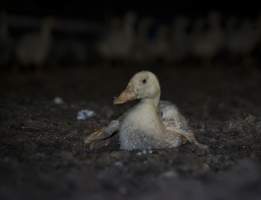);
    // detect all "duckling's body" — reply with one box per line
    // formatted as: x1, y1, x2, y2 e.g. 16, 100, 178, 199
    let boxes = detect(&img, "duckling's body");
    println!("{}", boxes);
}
120, 99, 180, 150
160, 100, 188, 130
85, 71, 207, 150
